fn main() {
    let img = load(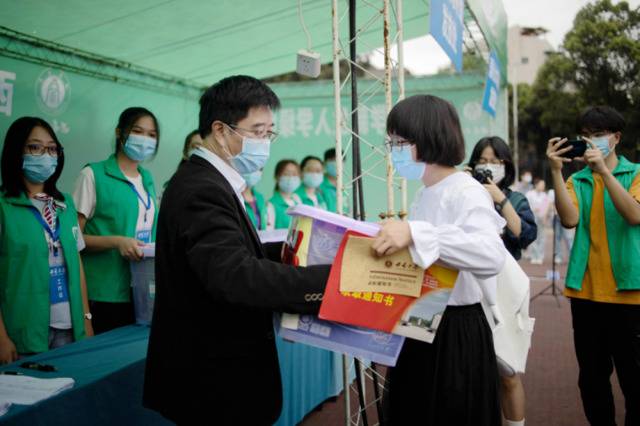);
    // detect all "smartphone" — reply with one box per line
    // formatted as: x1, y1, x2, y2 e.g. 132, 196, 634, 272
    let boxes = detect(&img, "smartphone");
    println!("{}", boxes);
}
559, 138, 587, 158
